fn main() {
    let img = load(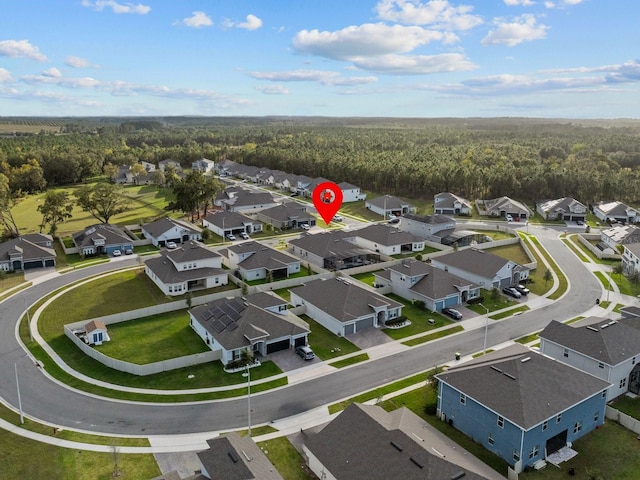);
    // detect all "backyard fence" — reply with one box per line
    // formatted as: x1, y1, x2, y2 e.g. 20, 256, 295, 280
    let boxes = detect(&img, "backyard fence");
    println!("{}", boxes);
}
578, 233, 621, 260
605, 405, 640, 435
